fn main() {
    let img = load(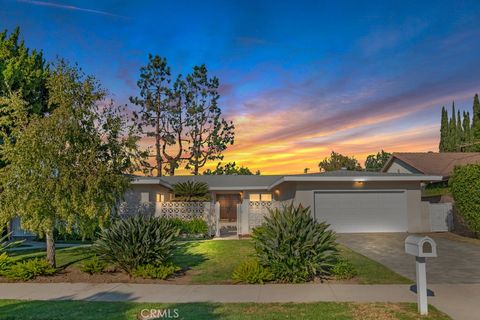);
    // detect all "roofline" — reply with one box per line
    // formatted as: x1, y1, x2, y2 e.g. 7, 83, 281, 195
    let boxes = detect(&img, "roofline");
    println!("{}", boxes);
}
130, 177, 173, 189
209, 186, 270, 191
268, 175, 443, 189
381, 154, 426, 174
